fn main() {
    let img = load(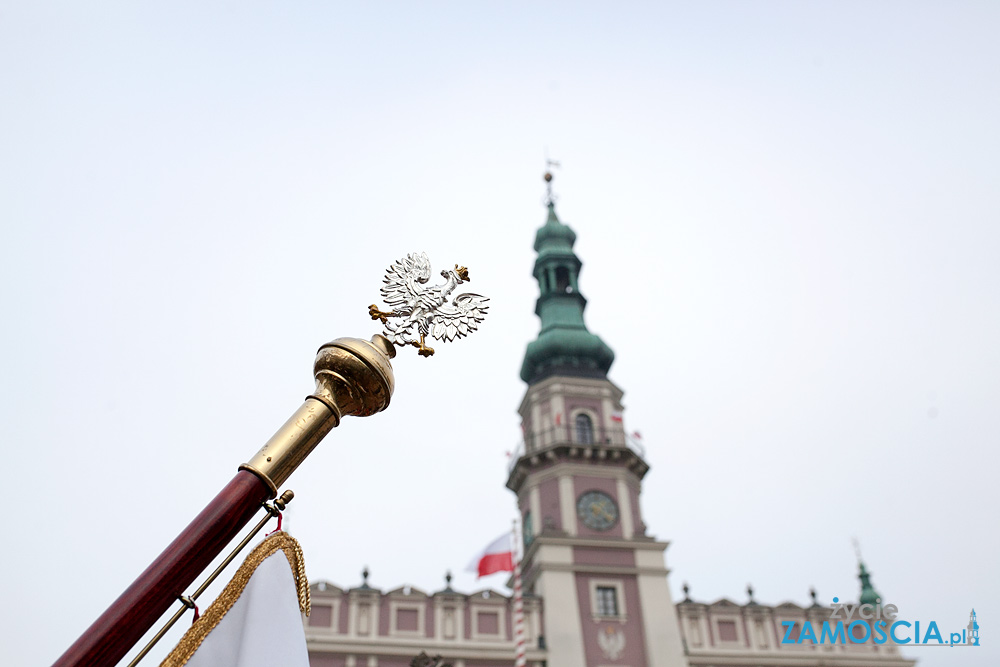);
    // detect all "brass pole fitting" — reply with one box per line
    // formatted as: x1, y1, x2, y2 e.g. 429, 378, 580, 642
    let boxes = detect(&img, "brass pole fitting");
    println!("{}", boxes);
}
240, 334, 396, 496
